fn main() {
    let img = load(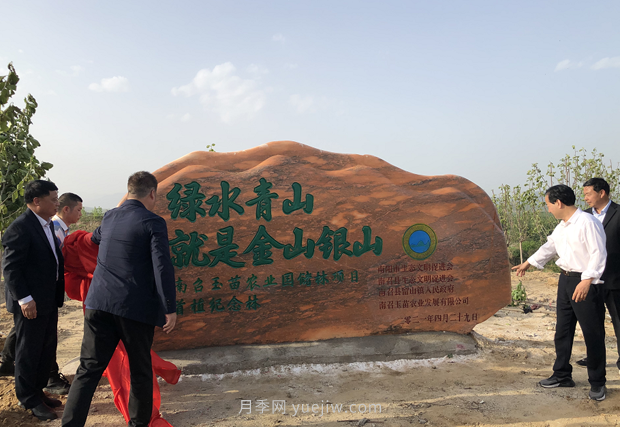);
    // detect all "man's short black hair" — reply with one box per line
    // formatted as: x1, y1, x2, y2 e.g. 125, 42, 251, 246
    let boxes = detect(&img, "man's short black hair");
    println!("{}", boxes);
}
583, 178, 611, 196
545, 184, 576, 206
24, 180, 58, 204
127, 171, 158, 198
59, 192, 83, 210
